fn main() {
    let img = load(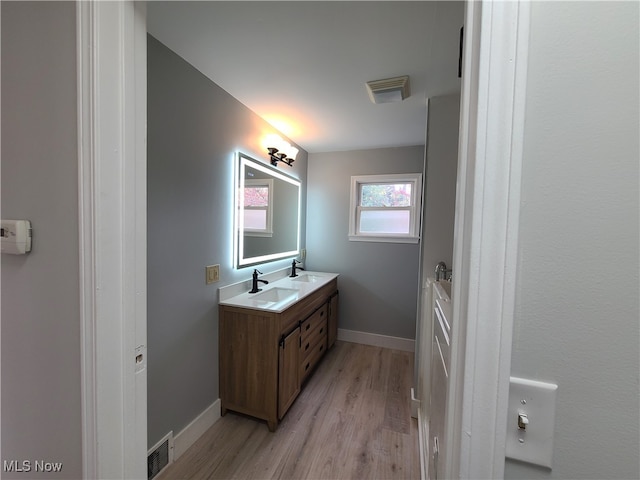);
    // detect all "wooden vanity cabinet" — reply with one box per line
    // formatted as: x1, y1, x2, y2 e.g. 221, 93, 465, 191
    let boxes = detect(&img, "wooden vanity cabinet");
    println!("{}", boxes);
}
219, 278, 338, 431
299, 303, 328, 383
327, 290, 339, 348
278, 327, 300, 420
